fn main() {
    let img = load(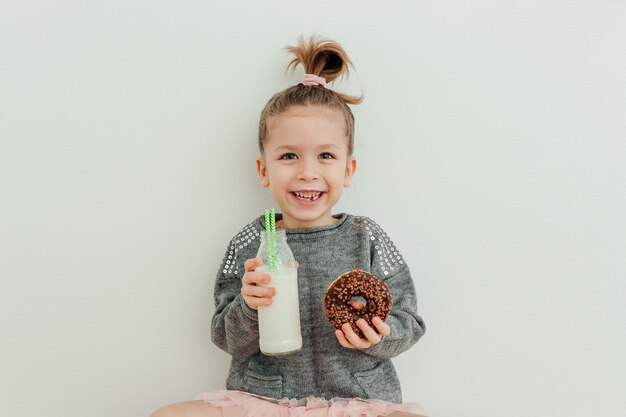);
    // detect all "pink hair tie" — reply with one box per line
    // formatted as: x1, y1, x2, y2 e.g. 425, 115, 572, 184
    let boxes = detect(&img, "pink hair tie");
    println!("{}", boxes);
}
301, 74, 327, 87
